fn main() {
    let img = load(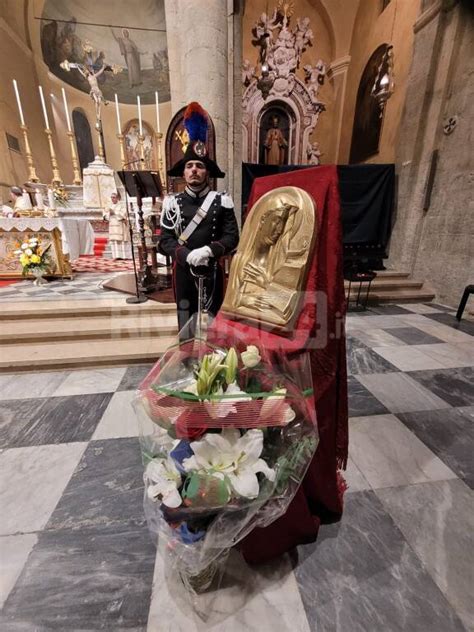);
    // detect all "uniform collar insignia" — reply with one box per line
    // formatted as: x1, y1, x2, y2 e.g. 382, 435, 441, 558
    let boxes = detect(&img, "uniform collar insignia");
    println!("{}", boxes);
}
184, 185, 211, 199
